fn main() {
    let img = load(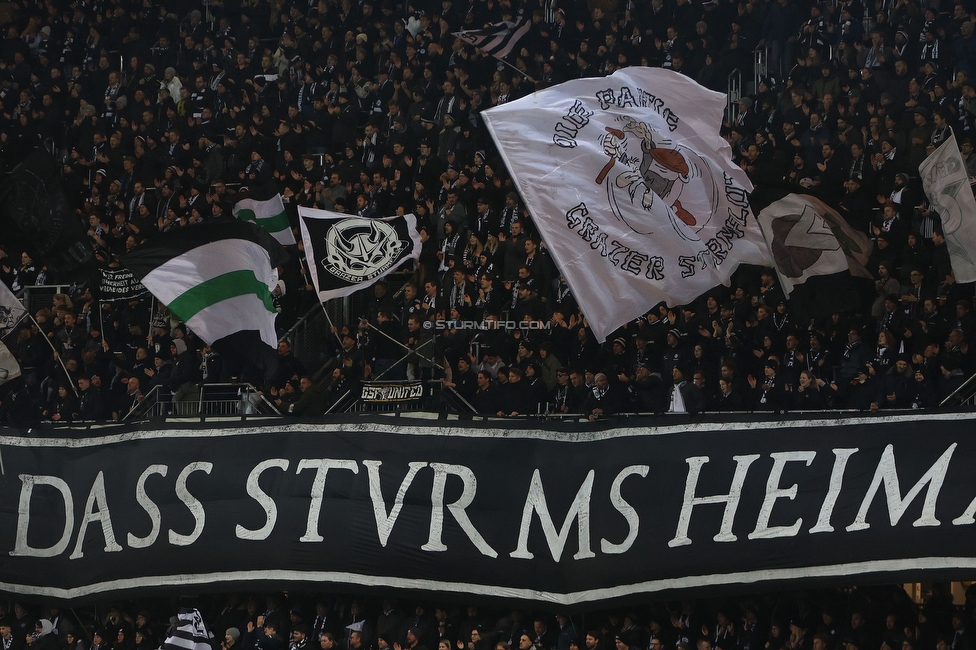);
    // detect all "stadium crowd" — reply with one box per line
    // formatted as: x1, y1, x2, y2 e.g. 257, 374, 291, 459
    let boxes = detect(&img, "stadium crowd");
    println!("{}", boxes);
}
1, 586, 974, 650
0, 0, 975, 421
